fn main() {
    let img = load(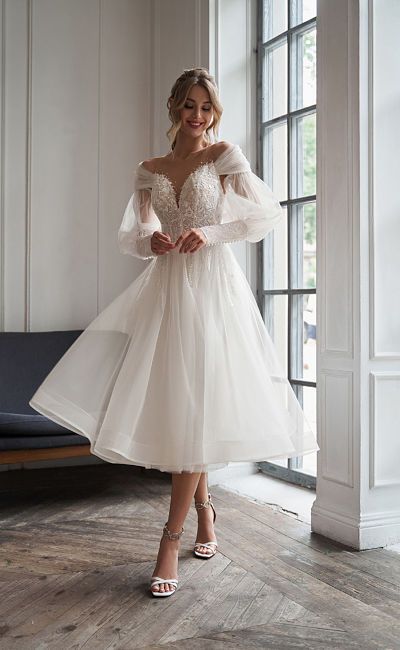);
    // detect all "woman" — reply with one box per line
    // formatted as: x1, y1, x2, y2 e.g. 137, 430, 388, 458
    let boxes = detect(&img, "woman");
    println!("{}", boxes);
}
29, 67, 319, 597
